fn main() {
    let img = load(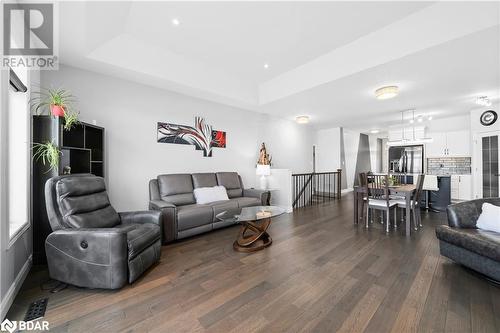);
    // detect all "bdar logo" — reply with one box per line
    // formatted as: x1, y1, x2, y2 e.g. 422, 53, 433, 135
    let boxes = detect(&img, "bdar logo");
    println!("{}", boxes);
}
0, 319, 16, 333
